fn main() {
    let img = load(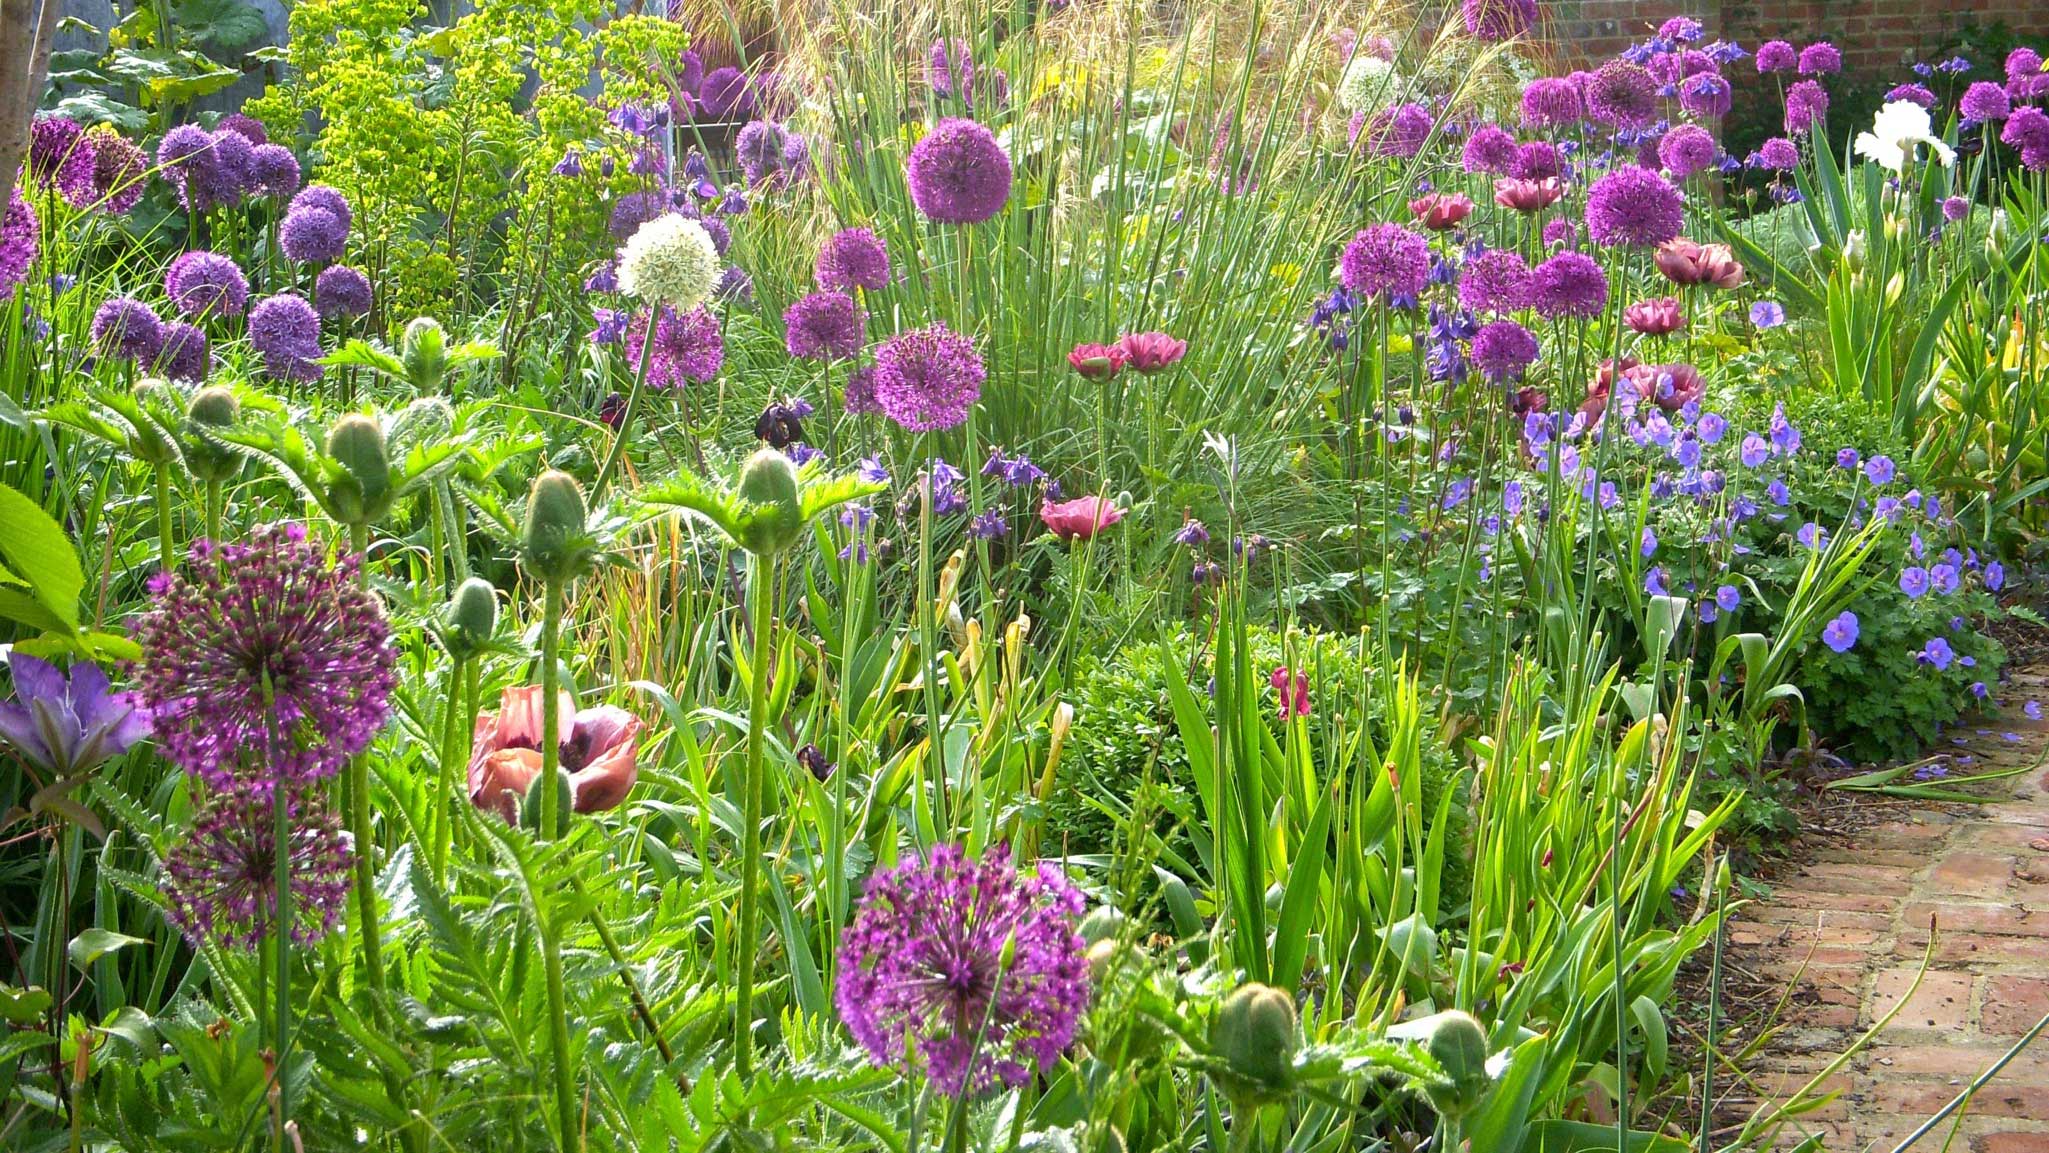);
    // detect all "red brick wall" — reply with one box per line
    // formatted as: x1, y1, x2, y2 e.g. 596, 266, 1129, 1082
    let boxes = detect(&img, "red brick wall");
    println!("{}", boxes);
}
1546, 0, 2049, 72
